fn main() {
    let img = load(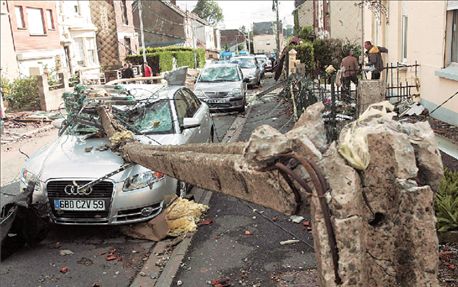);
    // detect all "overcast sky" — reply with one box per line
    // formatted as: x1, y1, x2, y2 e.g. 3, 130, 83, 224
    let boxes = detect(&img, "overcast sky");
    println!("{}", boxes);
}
176, 1, 295, 29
